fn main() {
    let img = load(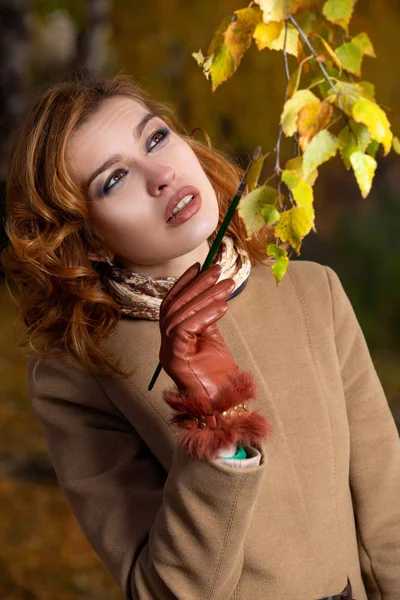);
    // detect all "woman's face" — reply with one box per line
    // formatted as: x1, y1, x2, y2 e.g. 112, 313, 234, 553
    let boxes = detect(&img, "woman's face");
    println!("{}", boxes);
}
66, 95, 220, 276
